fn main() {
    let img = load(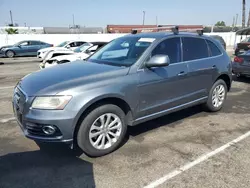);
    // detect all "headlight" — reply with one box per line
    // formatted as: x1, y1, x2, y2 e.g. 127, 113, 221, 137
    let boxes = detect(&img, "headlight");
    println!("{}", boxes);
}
31, 96, 72, 110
